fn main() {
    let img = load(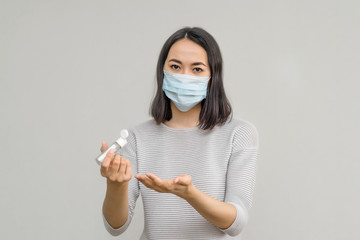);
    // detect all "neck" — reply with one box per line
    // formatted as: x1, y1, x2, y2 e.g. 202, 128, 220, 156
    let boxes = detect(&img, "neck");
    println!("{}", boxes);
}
164, 102, 201, 129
